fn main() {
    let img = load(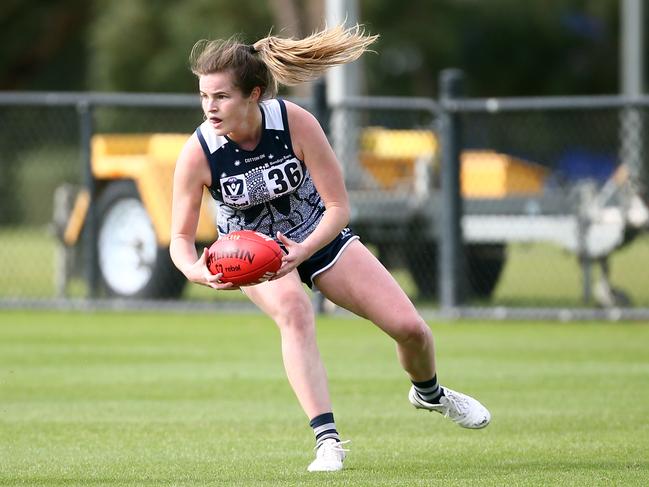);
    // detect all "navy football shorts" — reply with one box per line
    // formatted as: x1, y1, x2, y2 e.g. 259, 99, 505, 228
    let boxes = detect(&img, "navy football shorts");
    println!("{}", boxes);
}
295, 227, 359, 288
